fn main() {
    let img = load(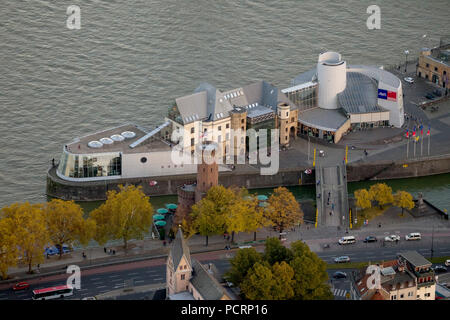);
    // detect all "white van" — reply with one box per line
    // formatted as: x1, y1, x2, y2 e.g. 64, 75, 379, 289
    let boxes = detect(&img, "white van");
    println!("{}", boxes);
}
405, 232, 421, 241
445, 260, 450, 267
338, 236, 356, 245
